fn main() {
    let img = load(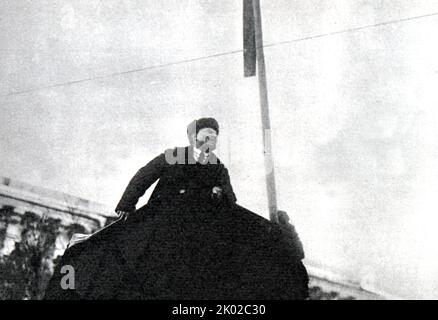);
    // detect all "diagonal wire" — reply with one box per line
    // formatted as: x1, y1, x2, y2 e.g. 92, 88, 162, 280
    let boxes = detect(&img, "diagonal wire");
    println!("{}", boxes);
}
2, 10, 438, 98
263, 10, 438, 49
1, 50, 243, 98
